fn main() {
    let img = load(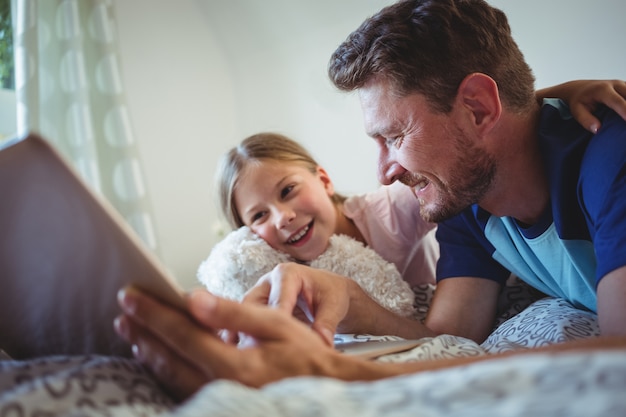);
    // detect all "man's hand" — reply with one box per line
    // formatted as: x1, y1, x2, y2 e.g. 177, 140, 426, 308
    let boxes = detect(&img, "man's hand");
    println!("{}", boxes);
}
243, 262, 437, 342
242, 263, 354, 345
114, 287, 341, 400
